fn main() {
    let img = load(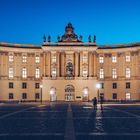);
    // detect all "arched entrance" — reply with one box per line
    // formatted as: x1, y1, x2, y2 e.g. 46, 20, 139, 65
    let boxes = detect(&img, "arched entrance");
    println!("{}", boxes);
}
82, 87, 89, 101
65, 85, 75, 101
50, 87, 57, 101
